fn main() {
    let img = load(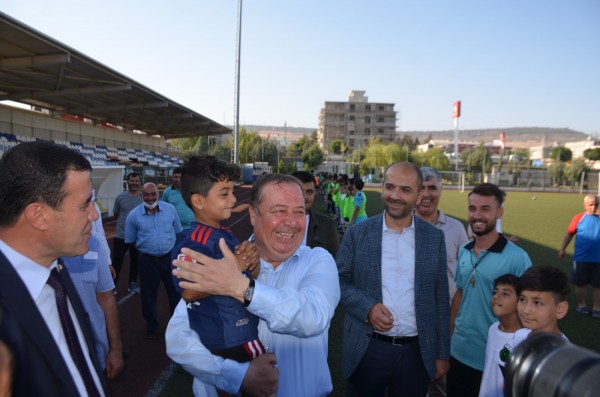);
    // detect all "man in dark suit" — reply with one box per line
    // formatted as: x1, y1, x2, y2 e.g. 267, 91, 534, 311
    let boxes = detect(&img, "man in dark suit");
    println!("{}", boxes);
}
0, 141, 107, 396
337, 162, 450, 396
292, 171, 340, 257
